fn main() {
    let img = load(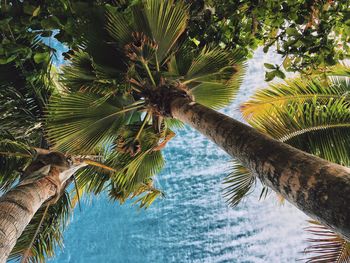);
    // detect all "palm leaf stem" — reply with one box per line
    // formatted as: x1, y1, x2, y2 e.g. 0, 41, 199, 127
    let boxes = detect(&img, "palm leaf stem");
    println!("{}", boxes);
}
155, 54, 160, 72
280, 123, 350, 142
142, 61, 156, 86
83, 160, 117, 172
78, 104, 144, 130
0, 150, 117, 173
135, 112, 151, 141
73, 176, 81, 212
131, 86, 142, 93
245, 94, 349, 108
0, 152, 32, 158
